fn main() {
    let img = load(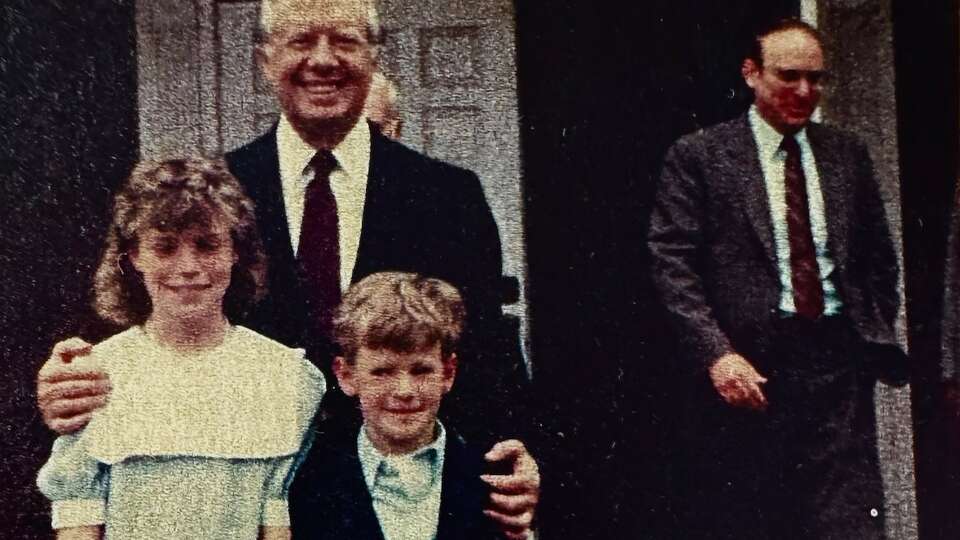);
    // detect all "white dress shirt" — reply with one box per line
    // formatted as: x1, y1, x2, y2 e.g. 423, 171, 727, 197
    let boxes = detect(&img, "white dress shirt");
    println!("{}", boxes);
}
277, 115, 371, 290
748, 106, 842, 316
